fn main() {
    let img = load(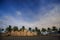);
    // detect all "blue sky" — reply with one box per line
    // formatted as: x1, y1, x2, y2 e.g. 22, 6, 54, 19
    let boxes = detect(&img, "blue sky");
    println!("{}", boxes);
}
0, 0, 60, 29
